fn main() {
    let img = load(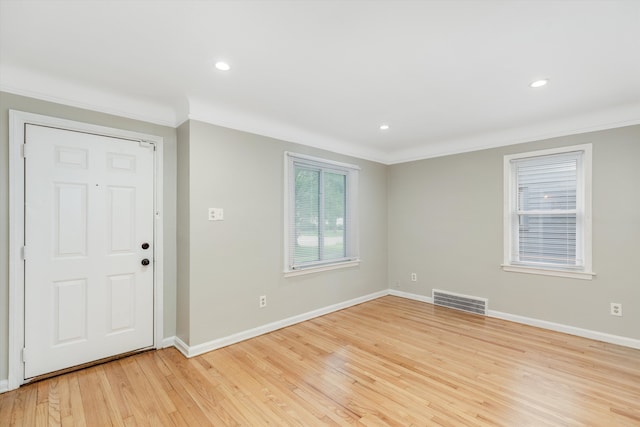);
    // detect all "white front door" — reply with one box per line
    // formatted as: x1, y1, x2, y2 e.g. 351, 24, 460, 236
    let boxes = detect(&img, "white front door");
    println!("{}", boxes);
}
24, 124, 155, 379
